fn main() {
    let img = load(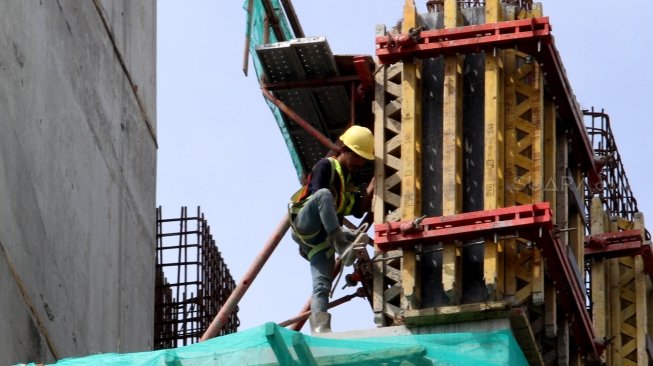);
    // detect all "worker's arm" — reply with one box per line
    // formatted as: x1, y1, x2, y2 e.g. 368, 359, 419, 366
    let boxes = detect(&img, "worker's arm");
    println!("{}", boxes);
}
351, 177, 374, 218
308, 159, 333, 193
